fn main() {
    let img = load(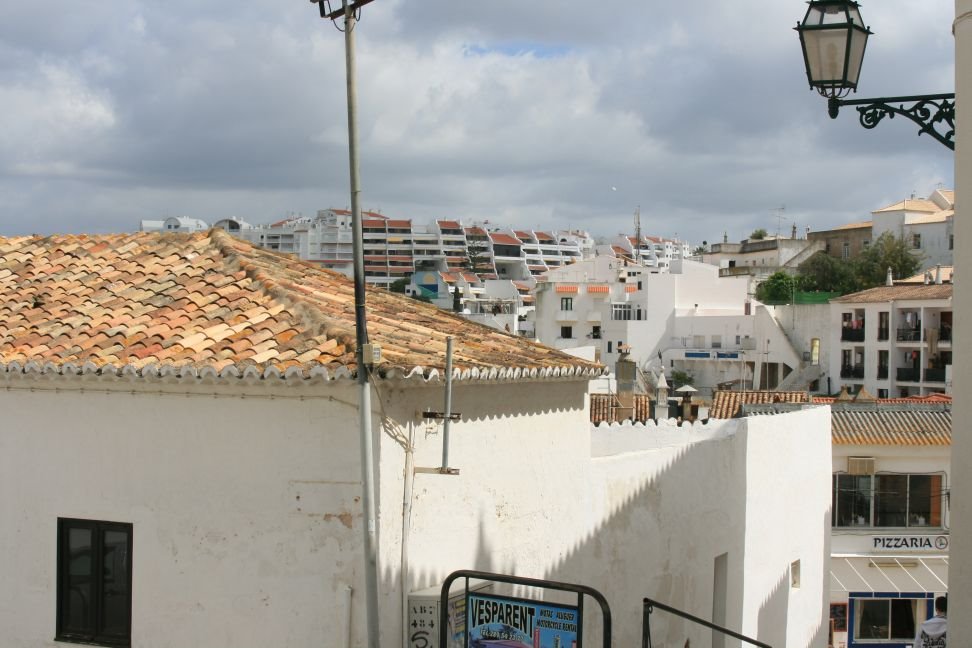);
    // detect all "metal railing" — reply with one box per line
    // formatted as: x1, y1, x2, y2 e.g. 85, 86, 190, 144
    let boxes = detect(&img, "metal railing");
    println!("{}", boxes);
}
840, 364, 865, 379
841, 328, 865, 342
642, 598, 772, 648
897, 368, 921, 382
897, 327, 921, 342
